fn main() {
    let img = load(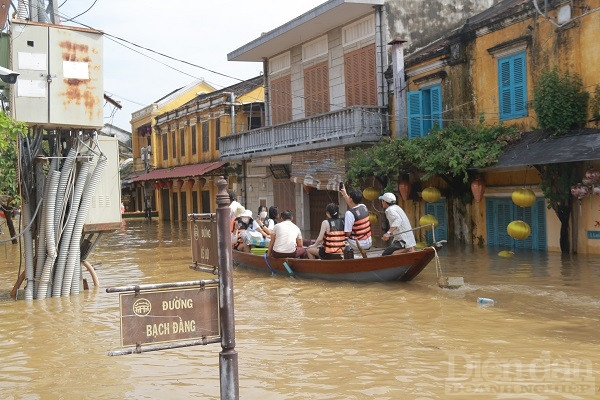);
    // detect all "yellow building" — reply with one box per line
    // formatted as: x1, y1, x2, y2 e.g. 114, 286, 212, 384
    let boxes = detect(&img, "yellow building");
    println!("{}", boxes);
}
127, 80, 216, 215
402, 0, 600, 254
132, 76, 264, 220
